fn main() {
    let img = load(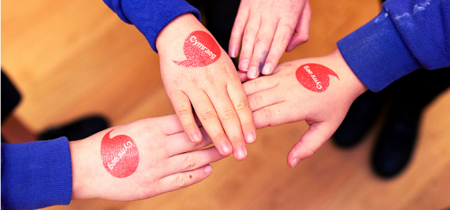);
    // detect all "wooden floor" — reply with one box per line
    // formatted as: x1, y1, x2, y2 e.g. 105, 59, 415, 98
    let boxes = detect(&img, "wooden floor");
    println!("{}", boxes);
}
3, 0, 450, 209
